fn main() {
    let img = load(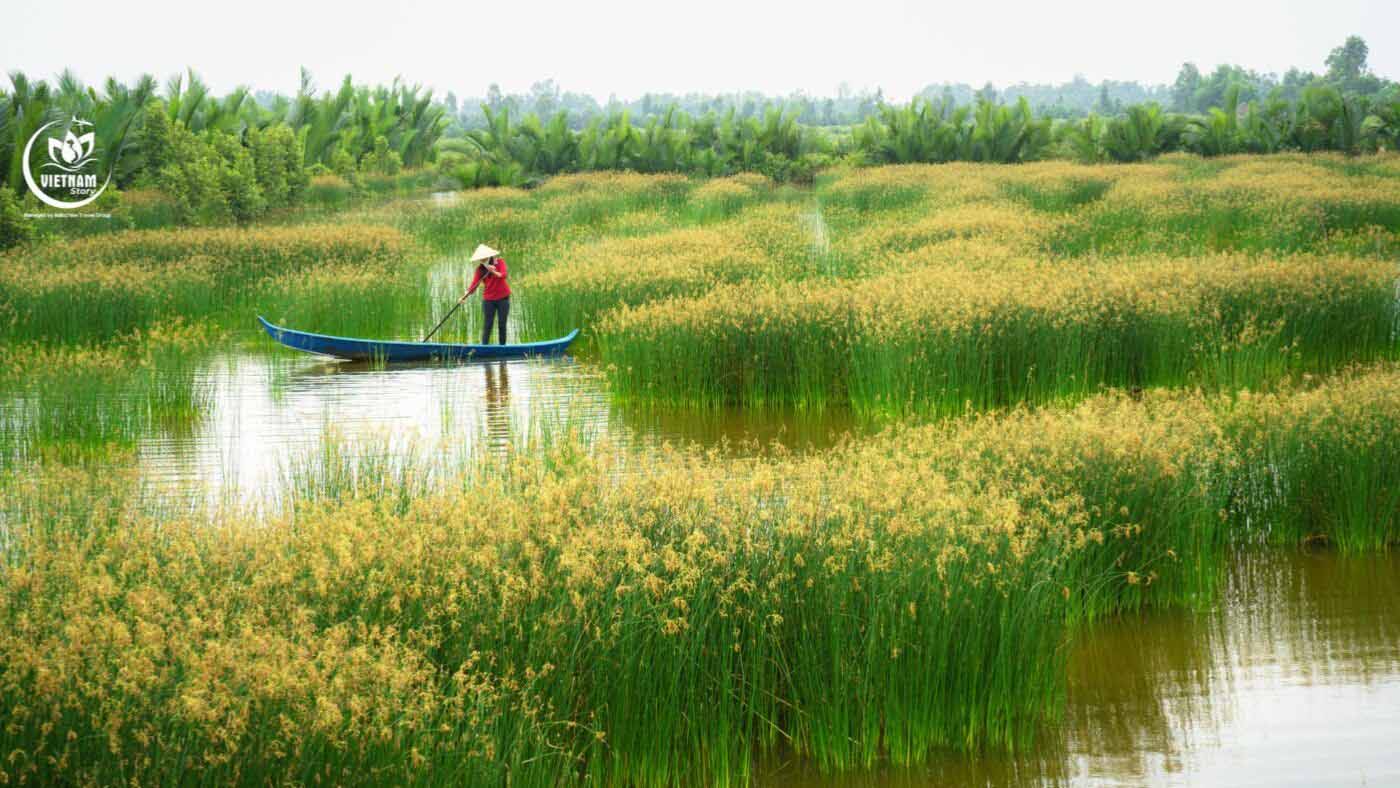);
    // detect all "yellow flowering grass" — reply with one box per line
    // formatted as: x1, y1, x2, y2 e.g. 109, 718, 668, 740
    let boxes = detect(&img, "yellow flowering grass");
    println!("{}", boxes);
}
1046, 155, 1400, 258
523, 205, 814, 339
1221, 365, 1400, 552
599, 252, 1397, 415
0, 224, 416, 343
4, 364, 1399, 785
